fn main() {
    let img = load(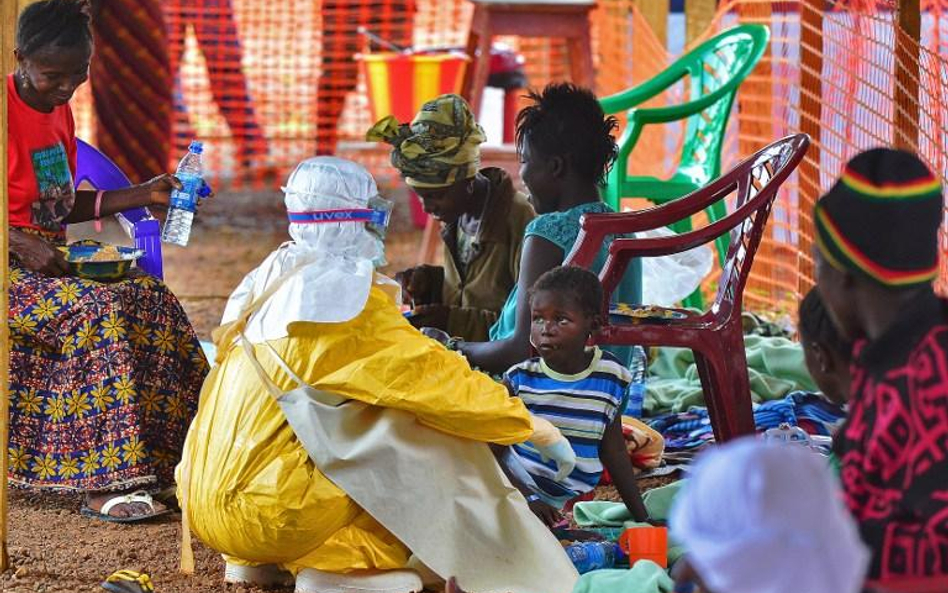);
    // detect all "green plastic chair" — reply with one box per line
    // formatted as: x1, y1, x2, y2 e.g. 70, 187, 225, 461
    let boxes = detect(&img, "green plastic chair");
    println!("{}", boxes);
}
599, 24, 769, 308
